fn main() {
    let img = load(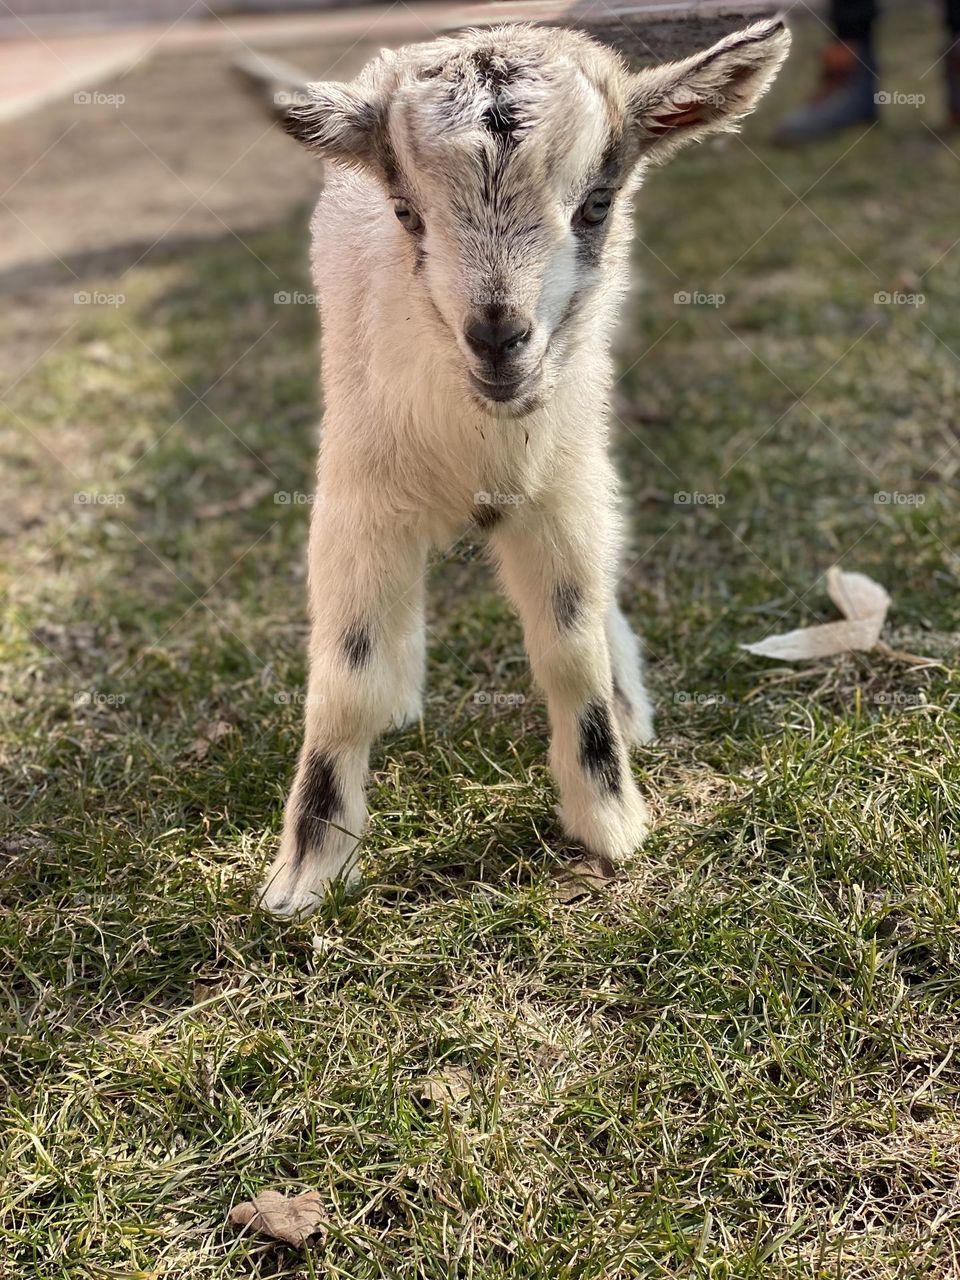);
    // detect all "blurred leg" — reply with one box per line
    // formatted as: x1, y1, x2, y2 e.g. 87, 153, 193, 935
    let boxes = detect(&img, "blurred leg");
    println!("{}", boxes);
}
945, 0, 960, 125
831, 0, 878, 45
773, 0, 879, 145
